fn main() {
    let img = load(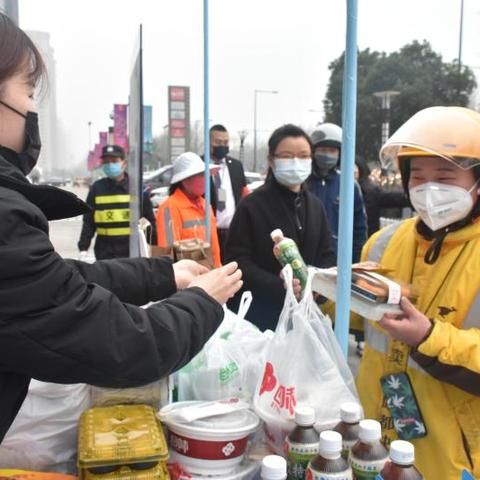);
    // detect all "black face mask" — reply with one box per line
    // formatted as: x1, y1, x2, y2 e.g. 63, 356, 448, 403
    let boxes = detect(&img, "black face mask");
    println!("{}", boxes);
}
212, 145, 229, 161
0, 100, 42, 176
